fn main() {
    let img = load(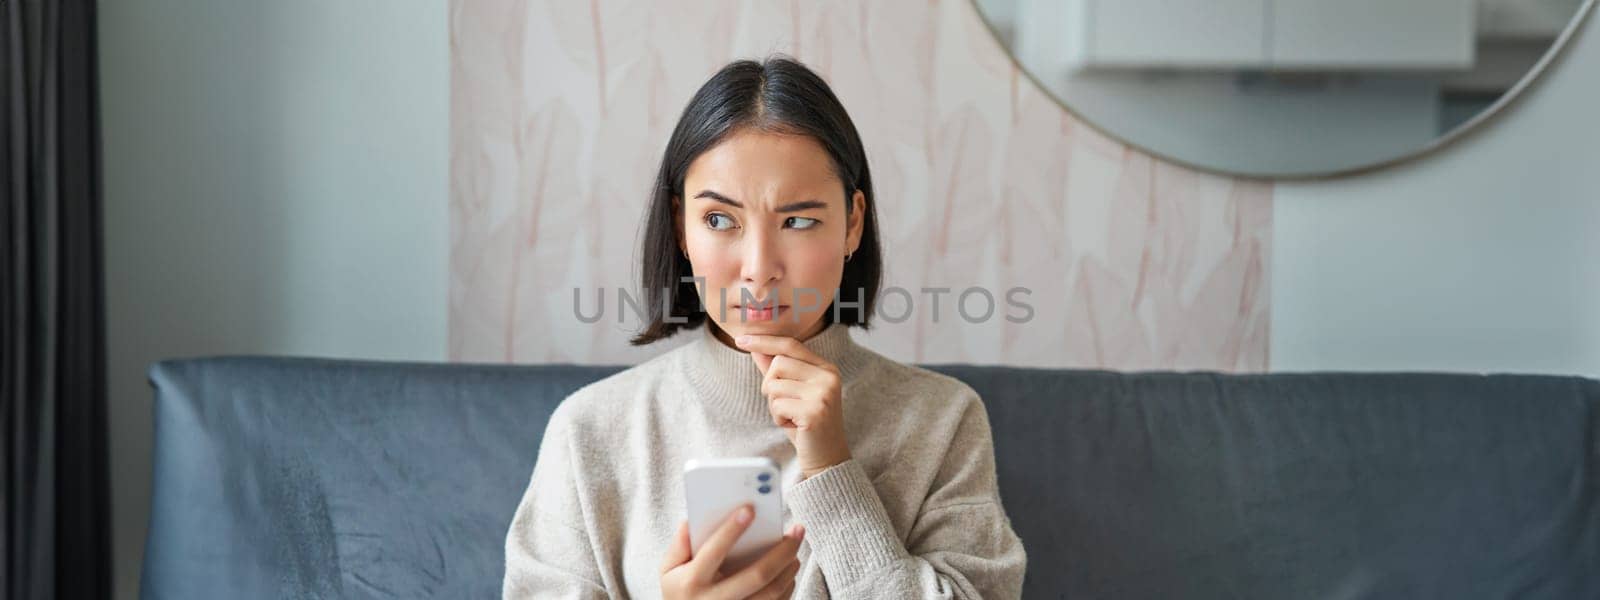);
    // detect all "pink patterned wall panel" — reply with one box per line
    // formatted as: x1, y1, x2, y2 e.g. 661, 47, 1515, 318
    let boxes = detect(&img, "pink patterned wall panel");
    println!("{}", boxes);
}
449, 0, 1274, 371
